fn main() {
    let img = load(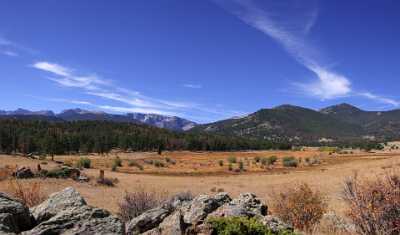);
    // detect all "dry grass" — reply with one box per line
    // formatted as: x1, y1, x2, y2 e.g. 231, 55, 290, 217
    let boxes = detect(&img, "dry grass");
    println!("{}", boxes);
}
0, 150, 399, 219
0, 165, 15, 181
7, 179, 47, 207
